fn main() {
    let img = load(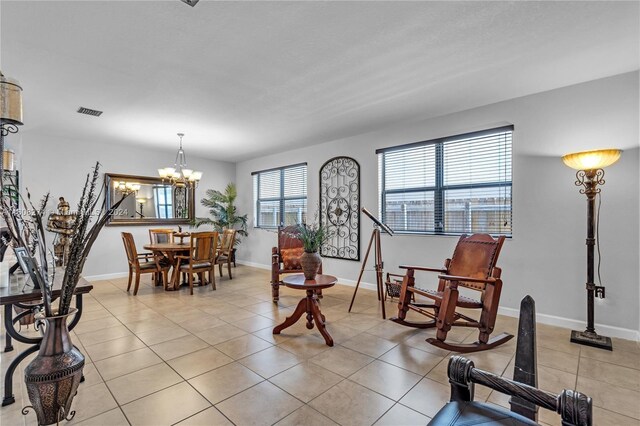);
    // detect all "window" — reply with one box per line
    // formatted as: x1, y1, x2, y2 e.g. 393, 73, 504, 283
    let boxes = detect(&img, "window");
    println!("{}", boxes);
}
377, 126, 512, 236
252, 163, 307, 228
154, 185, 173, 219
